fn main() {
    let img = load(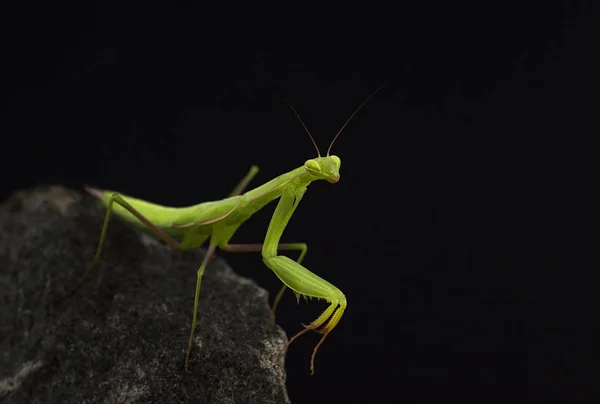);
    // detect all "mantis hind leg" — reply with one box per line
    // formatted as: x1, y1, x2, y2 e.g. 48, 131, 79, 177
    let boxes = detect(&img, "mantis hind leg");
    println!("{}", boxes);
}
185, 242, 217, 371
61, 188, 182, 299
220, 242, 307, 323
